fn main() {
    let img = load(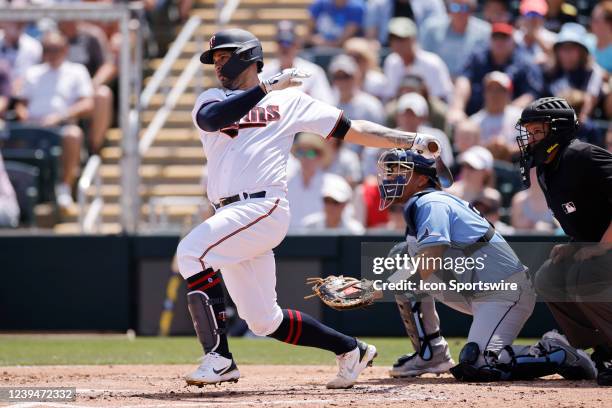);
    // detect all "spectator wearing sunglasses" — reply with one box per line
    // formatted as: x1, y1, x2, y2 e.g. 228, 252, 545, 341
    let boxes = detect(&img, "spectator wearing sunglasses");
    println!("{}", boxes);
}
515, 0, 557, 65
287, 132, 333, 229
420, 0, 491, 78
302, 173, 364, 234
